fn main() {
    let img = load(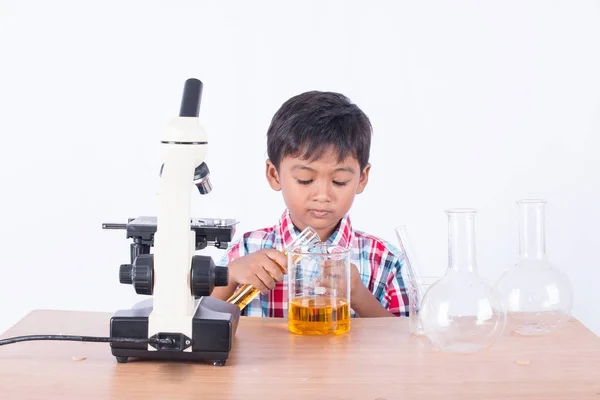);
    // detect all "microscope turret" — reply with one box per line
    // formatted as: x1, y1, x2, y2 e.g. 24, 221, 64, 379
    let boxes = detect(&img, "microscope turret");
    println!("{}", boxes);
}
102, 78, 240, 366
